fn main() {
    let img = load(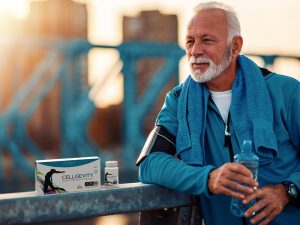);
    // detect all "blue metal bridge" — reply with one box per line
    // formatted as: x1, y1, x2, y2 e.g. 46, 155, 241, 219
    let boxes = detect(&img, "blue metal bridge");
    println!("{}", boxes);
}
0, 38, 299, 193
